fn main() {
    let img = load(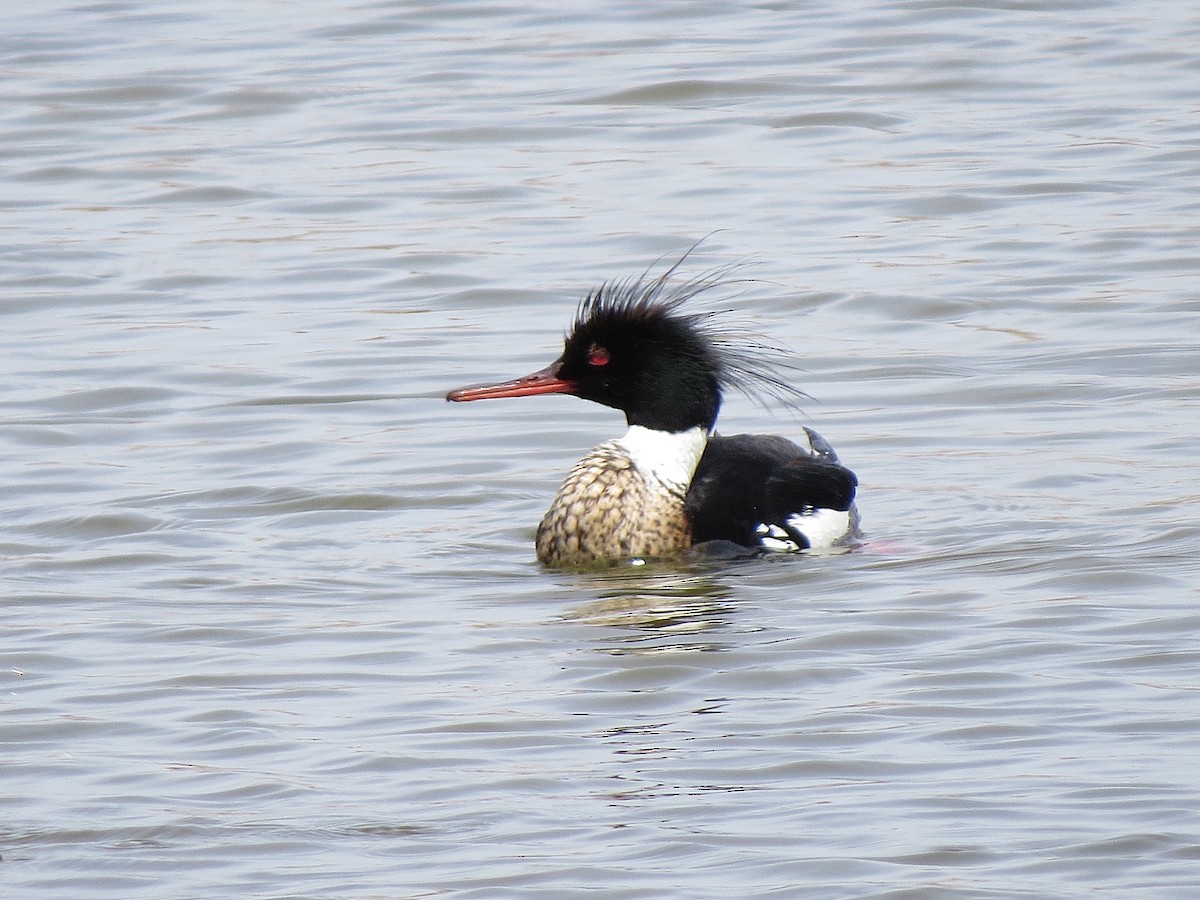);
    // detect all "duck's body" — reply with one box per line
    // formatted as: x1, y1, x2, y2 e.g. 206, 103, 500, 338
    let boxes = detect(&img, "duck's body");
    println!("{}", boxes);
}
448, 255, 859, 566
534, 425, 701, 563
